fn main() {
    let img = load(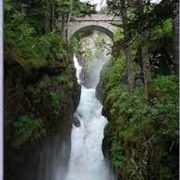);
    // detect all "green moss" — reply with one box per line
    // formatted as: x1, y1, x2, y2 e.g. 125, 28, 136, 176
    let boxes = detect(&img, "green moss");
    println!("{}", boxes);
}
56, 73, 74, 88
38, 75, 51, 89
13, 115, 45, 148
110, 139, 125, 168
55, 65, 75, 88
106, 55, 126, 89
49, 91, 60, 117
